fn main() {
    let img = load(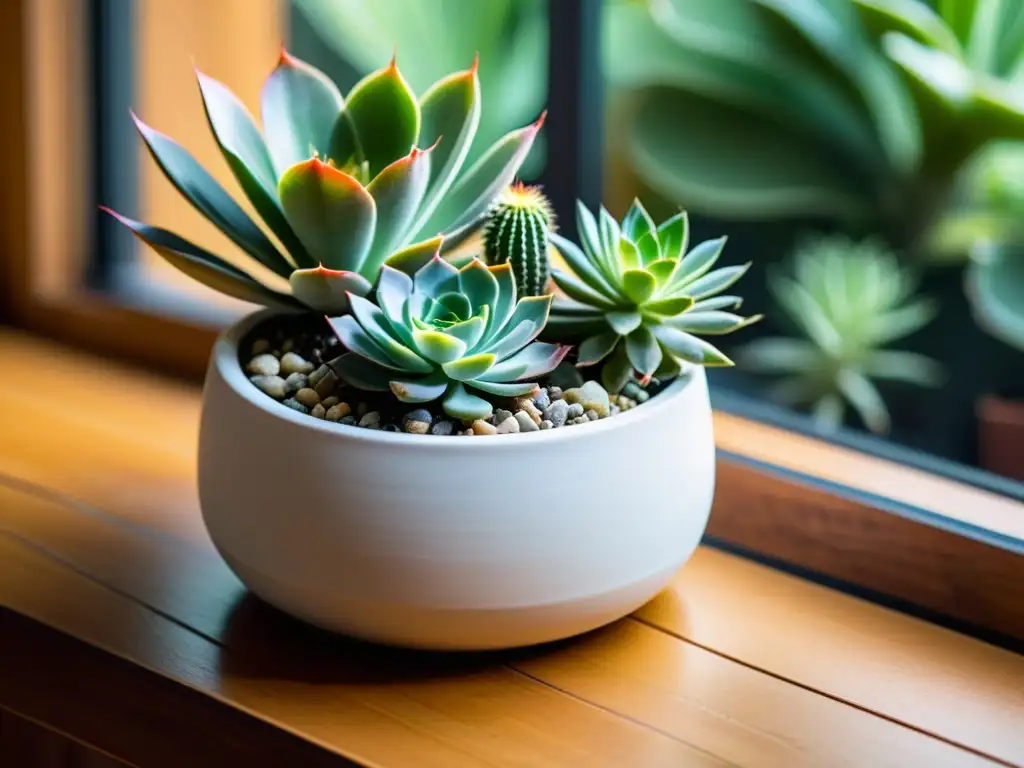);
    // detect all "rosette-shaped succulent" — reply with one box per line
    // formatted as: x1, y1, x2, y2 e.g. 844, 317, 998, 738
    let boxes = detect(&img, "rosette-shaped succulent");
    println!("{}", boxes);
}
547, 199, 761, 392
328, 256, 569, 420
103, 51, 544, 314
